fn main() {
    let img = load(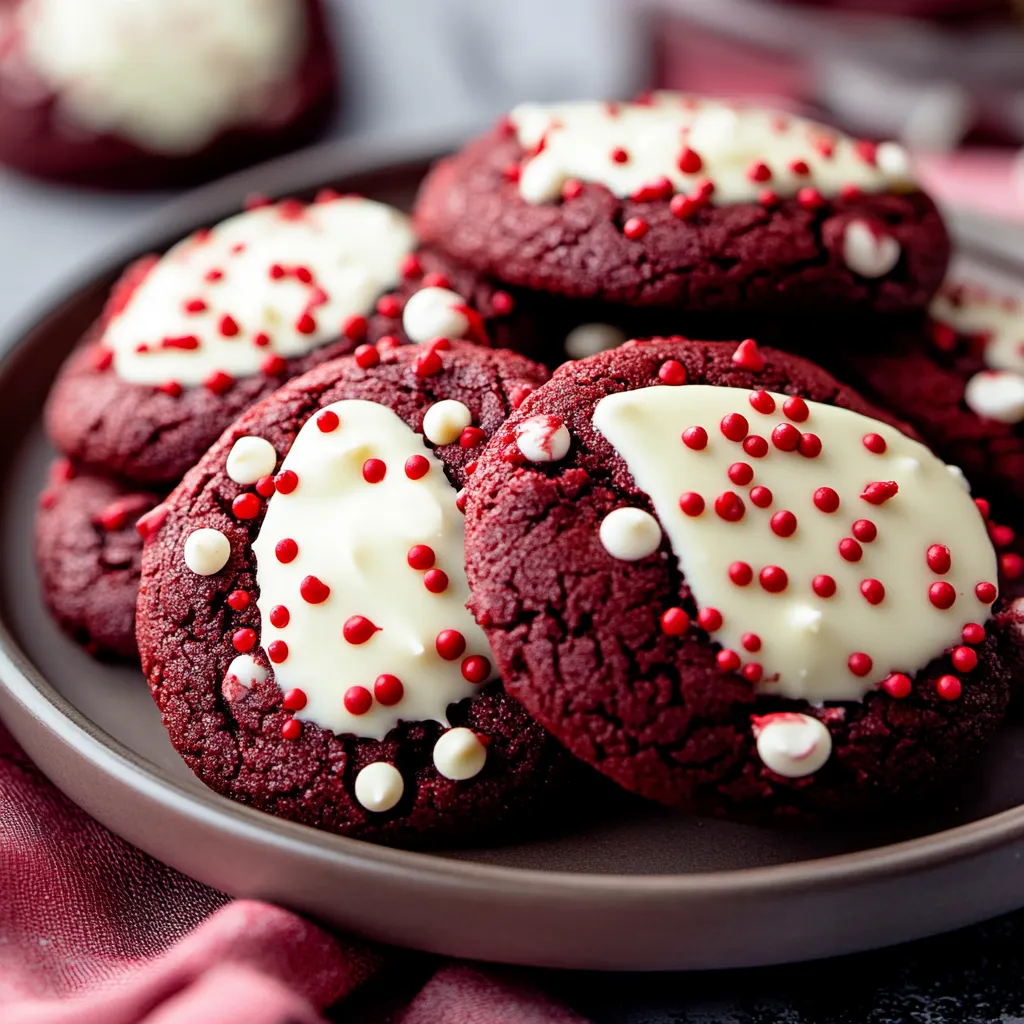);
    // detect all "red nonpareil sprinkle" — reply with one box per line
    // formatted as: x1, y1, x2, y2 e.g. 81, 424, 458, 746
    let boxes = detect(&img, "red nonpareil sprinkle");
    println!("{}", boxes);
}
96, 502, 129, 531
461, 655, 491, 683
362, 459, 386, 484
975, 581, 997, 604
854, 139, 878, 165
157, 381, 182, 397
352, 344, 379, 370
343, 315, 368, 342
679, 492, 705, 517
135, 505, 168, 538
813, 487, 840, 514
720, 413, 749, 442
860, 579, 885, 605
658, 359, 686, 385
928, 581, 956, 609
717, 649, 741, 672
759, 565, 788, 592
376, 294, 402, 319
92, 346, 115, 371
728, 462, 754, 486
562, 178, 584, 200
758, 190, 778, 208
771, 423, 800, 451
782, 395, 806, 419
991, 523, 1015, 548
610, 146, 629, 164
927, 544, 951, 574
184, 298, 207, 314
405, 455, 430, 480
424, 569, 449, 593
270, 605, 290, 627
661, 607, 690, 635
374, 674, 404, 705
510, 384, 534, 409
742, 663, 763, 683
840, 184, 863, 200
232, 628, 256, 653
743, 436, 769, 459
975, 497, 991, 520
408, 545, 435, 570
261, 354, 287, 376
732, 339, 766, 372
344, 686, 373, 715
695, 178, 715, 200
256, 475, 276, 498
862, 433, 887, 454
882, 673, 912, 699
798, 433, 821, 459
742, 632, 762, 653
275, 538, 298, 563
502, 163, 521, 183
848, 652, 873, 677
293, 312, 315, 336
861, 481, 899, 505
294, 265, 314, 284
682, 426, 709, 450
422, 271, 451, 289
770, 510, 797, 537
227, 590, 250, 612
797, 187, 825, 210
456, 490, 468, 513
218, 314, 240, 338
274, 470, 298, 494
963, 623, 986, 645
1001, 552, 1024, 579
813, 574, 837, 598
343, 616, 379, 645
415, 351, 443, 378
678, 146, 703, 173
253, 332, 271, 348
281, 719, 302, 741
747, 160, 771, 182
670, 194, 698, 220
282, 688, 306, 711
436, 629, 466, 660
162, 335, 200, 350
269, 264, 286, 280
623, 216, 649, 240
491, 290, 514, 315
749, 485, 773, 508
748, 390, 775, 414
244, 193, 271, 210
788, 159, 809, 176
232, 493, 260, 520
400, 253, 423, 279
729, 561, 753, 586
317, 410, 340, 433
952, 646, 978, 672
631, 177, 674, 202
936, 675, 961, 701
930, 321, 957, 352
814, 136, 836, 158
300, 575, 330, 604
698, 607, 723, 632
459, 427, 487, 448
852, 519, 877, 543
715, 491, 745, 522
205, 268, 224, 283
839, 537, 862, 562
